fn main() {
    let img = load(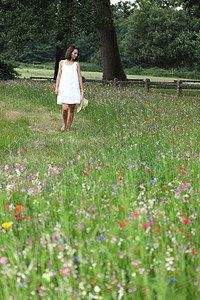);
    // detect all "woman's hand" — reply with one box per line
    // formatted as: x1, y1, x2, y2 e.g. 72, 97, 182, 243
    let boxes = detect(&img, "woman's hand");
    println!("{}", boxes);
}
81, 89, 85, 96
55, 88, 59, 95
